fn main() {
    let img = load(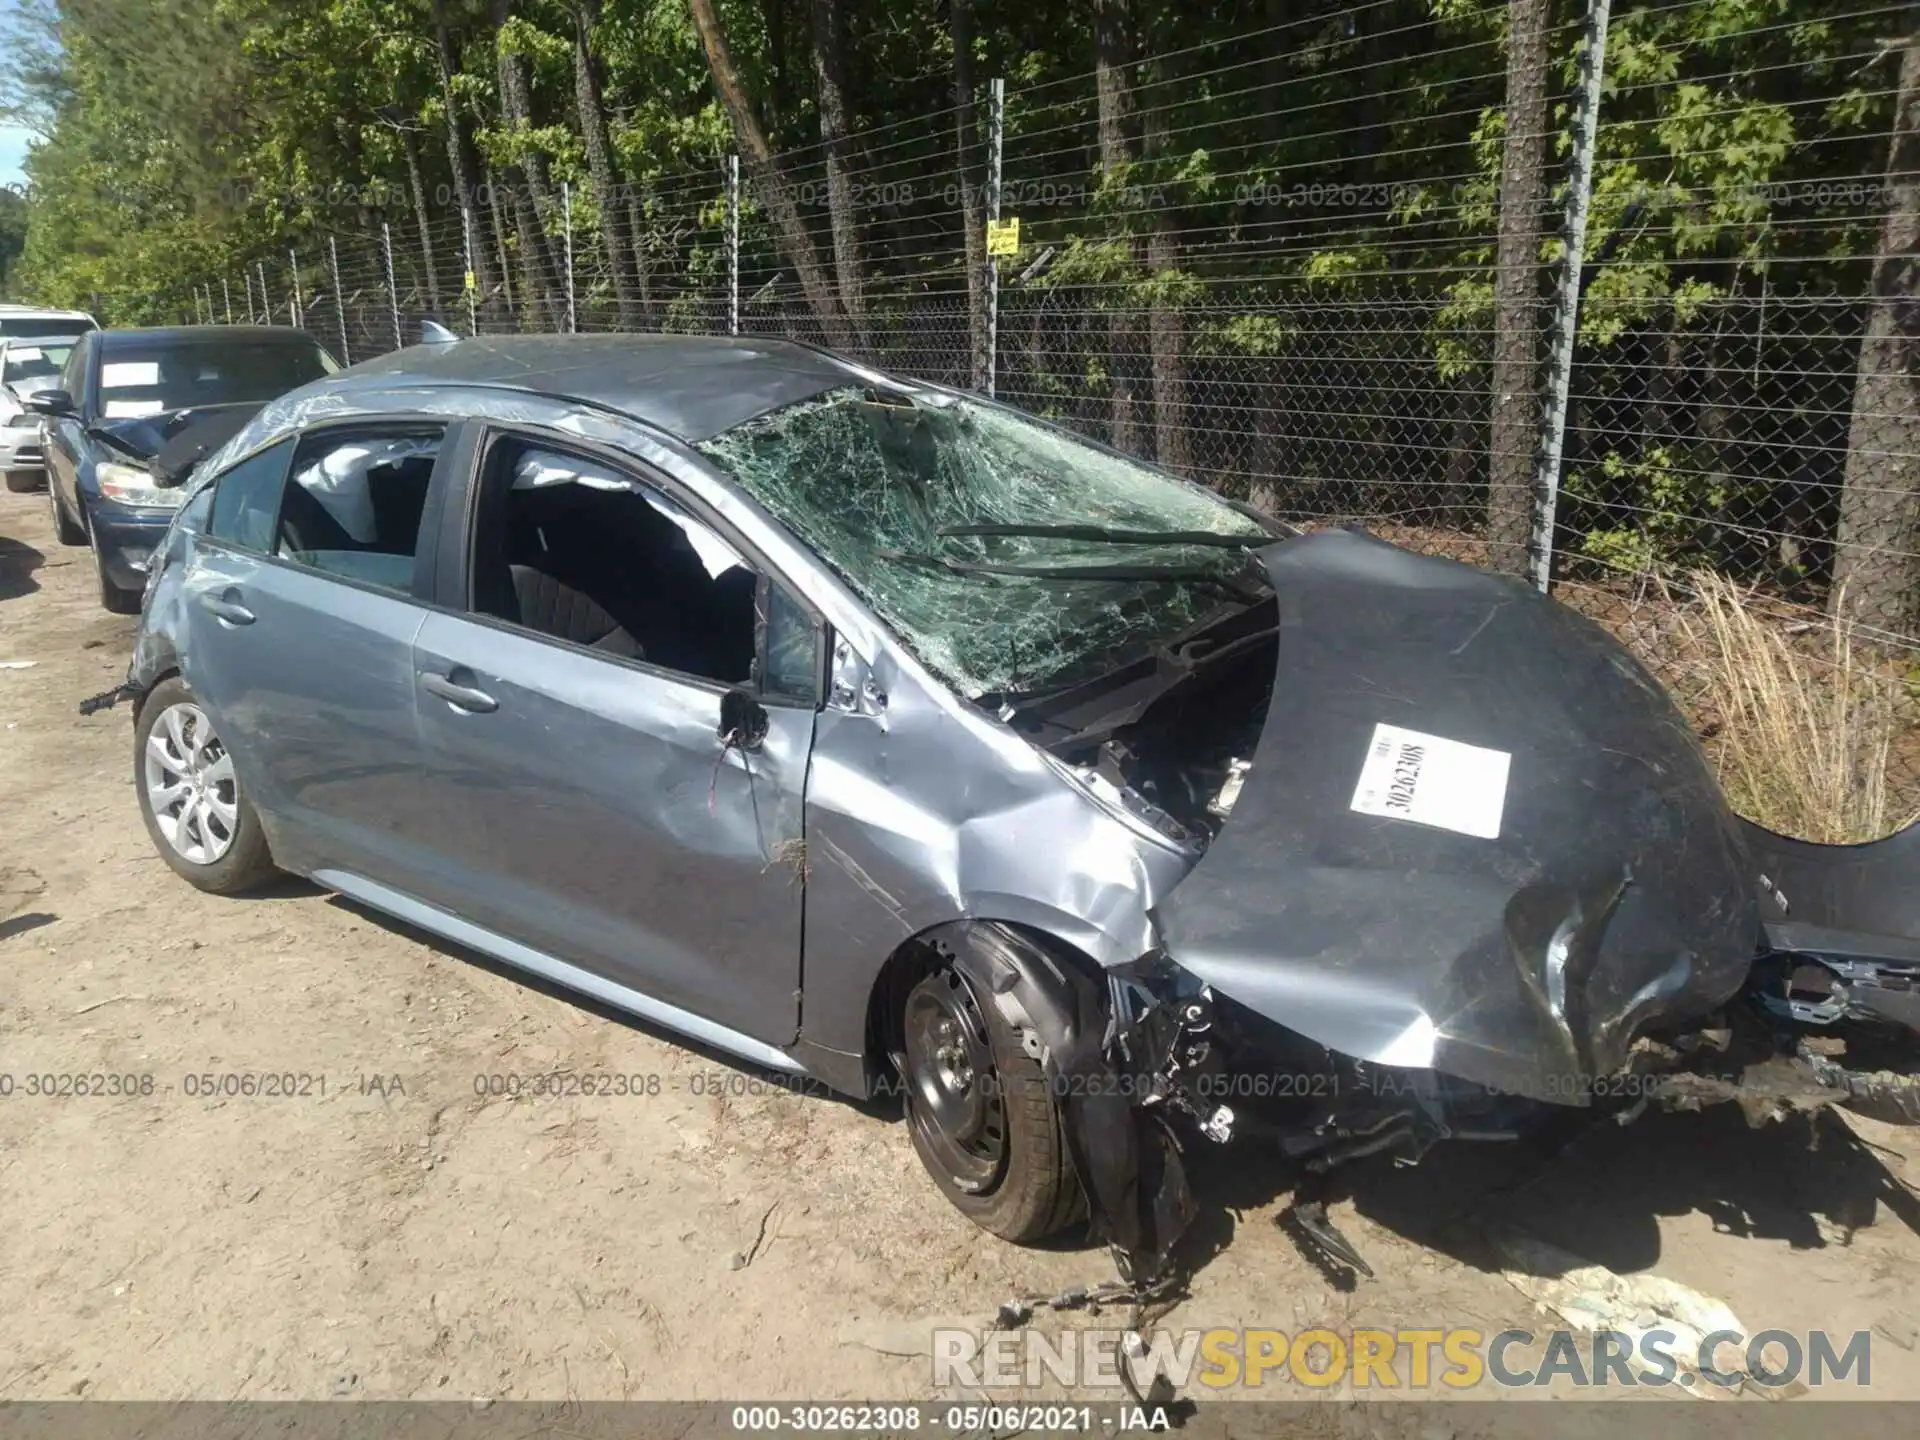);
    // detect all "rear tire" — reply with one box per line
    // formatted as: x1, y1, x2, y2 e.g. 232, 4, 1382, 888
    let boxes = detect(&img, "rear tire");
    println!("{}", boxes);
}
901, 963, 1082, 1243
134, 677, 278, 894
4, 468, 41, 493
